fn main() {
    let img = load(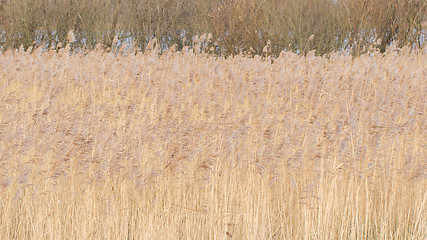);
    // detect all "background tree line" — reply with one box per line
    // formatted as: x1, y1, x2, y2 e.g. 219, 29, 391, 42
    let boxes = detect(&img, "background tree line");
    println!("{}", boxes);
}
0, 0, 425, 56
